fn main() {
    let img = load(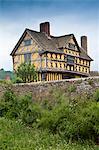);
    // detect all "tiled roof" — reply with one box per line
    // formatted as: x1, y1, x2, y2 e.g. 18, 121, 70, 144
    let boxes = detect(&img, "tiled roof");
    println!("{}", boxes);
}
28, 29, 92, 61
79, 47, 93, 60
51, 34, 73, 49
27, 29, 72, 52
28, 29, 58, 51
11, 28, 93, 61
